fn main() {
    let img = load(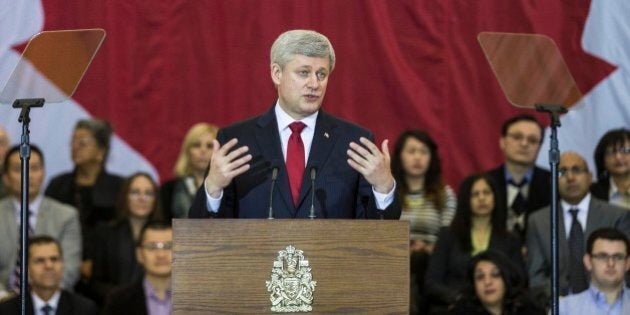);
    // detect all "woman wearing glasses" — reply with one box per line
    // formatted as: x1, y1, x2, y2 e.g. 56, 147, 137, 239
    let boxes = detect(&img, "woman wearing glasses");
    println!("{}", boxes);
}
591, 128, 630, 209
90, 172, 163, 305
